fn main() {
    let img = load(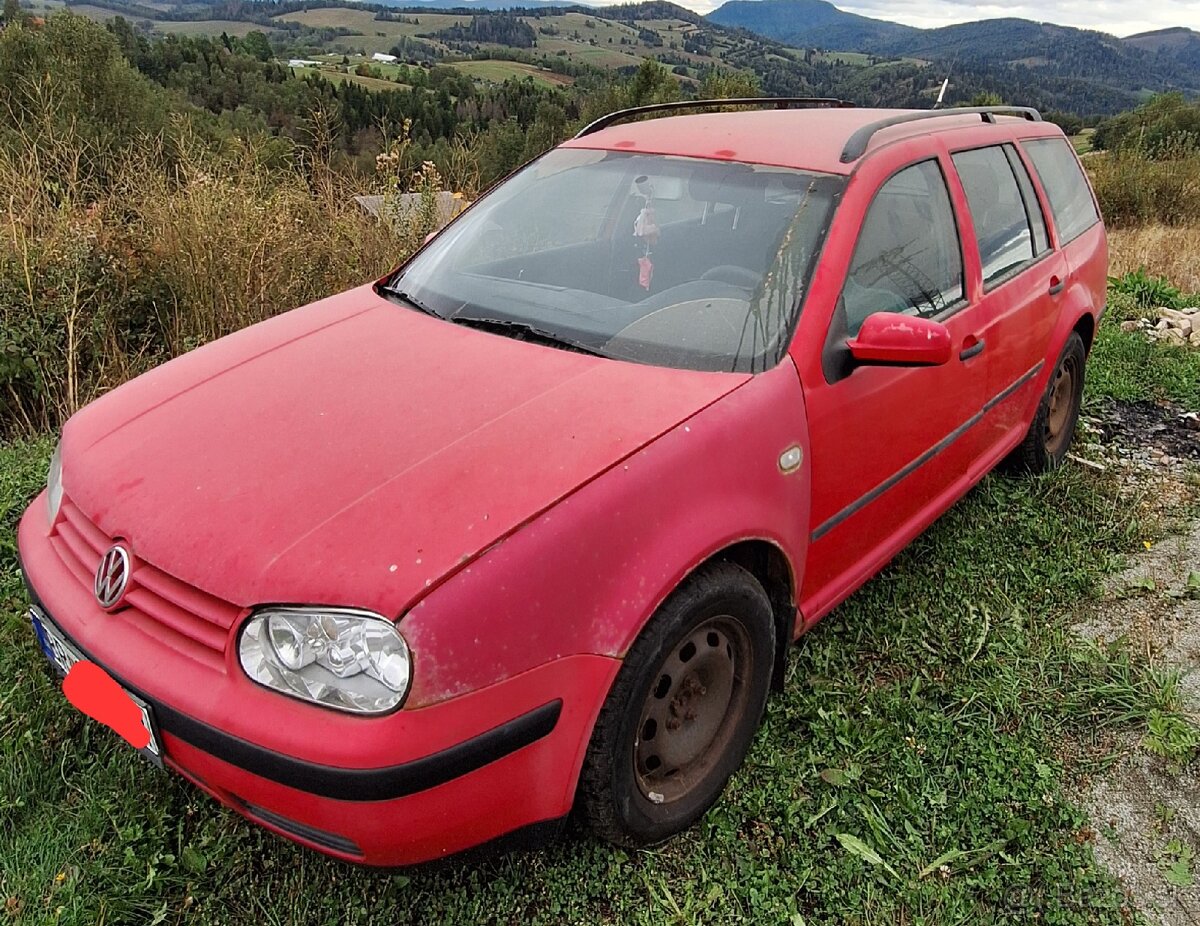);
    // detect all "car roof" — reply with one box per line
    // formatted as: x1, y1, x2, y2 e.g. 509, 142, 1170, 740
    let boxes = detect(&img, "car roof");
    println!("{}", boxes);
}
560, 108, 1064, 176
